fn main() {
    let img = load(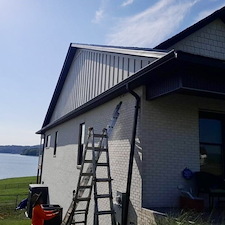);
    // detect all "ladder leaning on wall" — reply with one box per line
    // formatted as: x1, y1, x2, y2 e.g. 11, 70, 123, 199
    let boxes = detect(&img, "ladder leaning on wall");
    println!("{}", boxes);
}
61, 102, 122, 225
